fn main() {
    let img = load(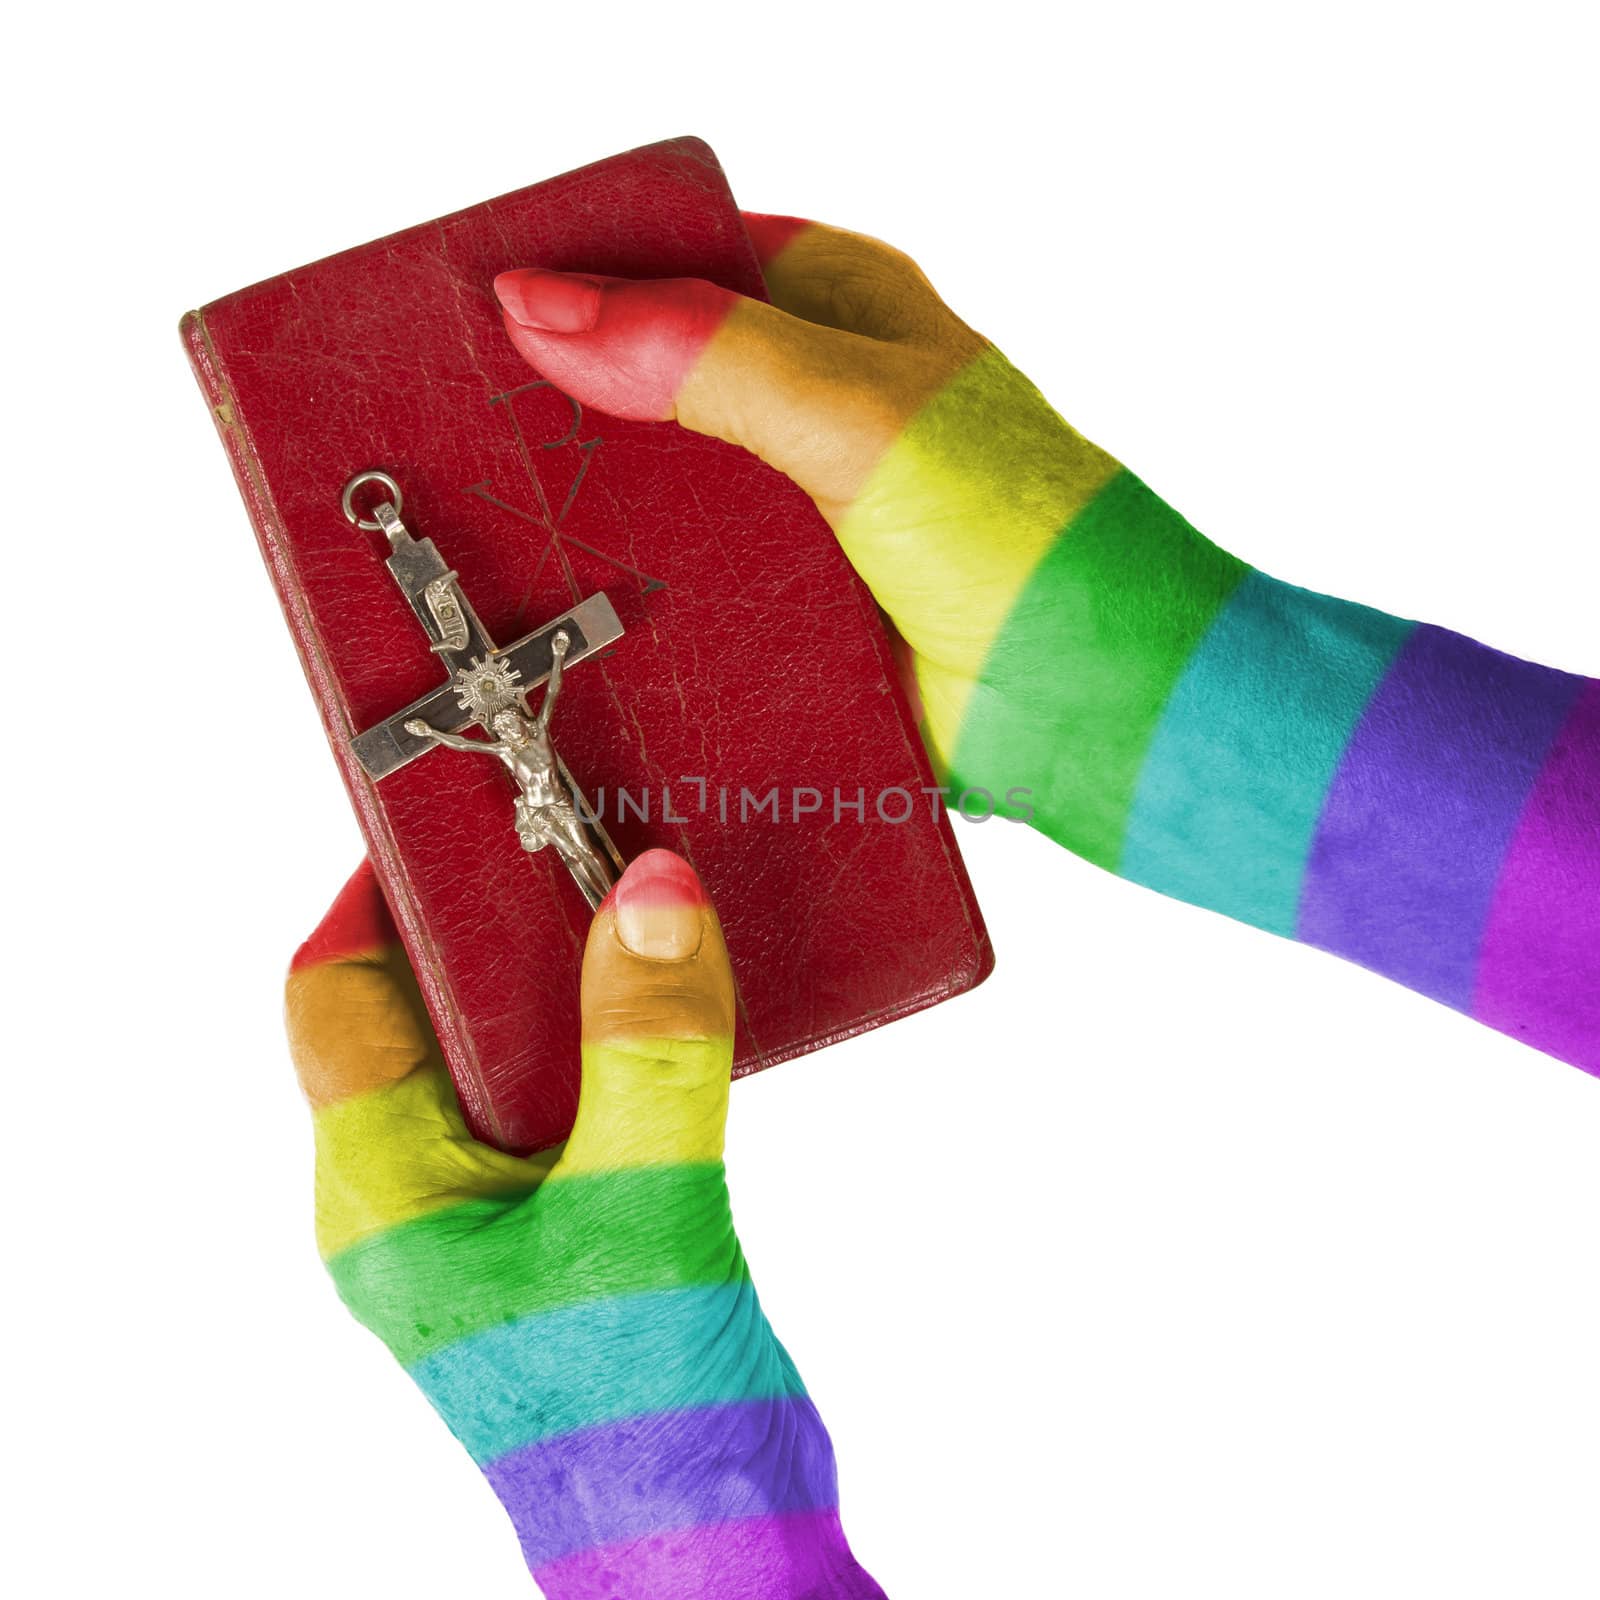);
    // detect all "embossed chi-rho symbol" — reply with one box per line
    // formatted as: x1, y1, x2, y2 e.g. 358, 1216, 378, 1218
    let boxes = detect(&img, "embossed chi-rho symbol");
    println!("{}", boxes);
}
462, 380, 665, 628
